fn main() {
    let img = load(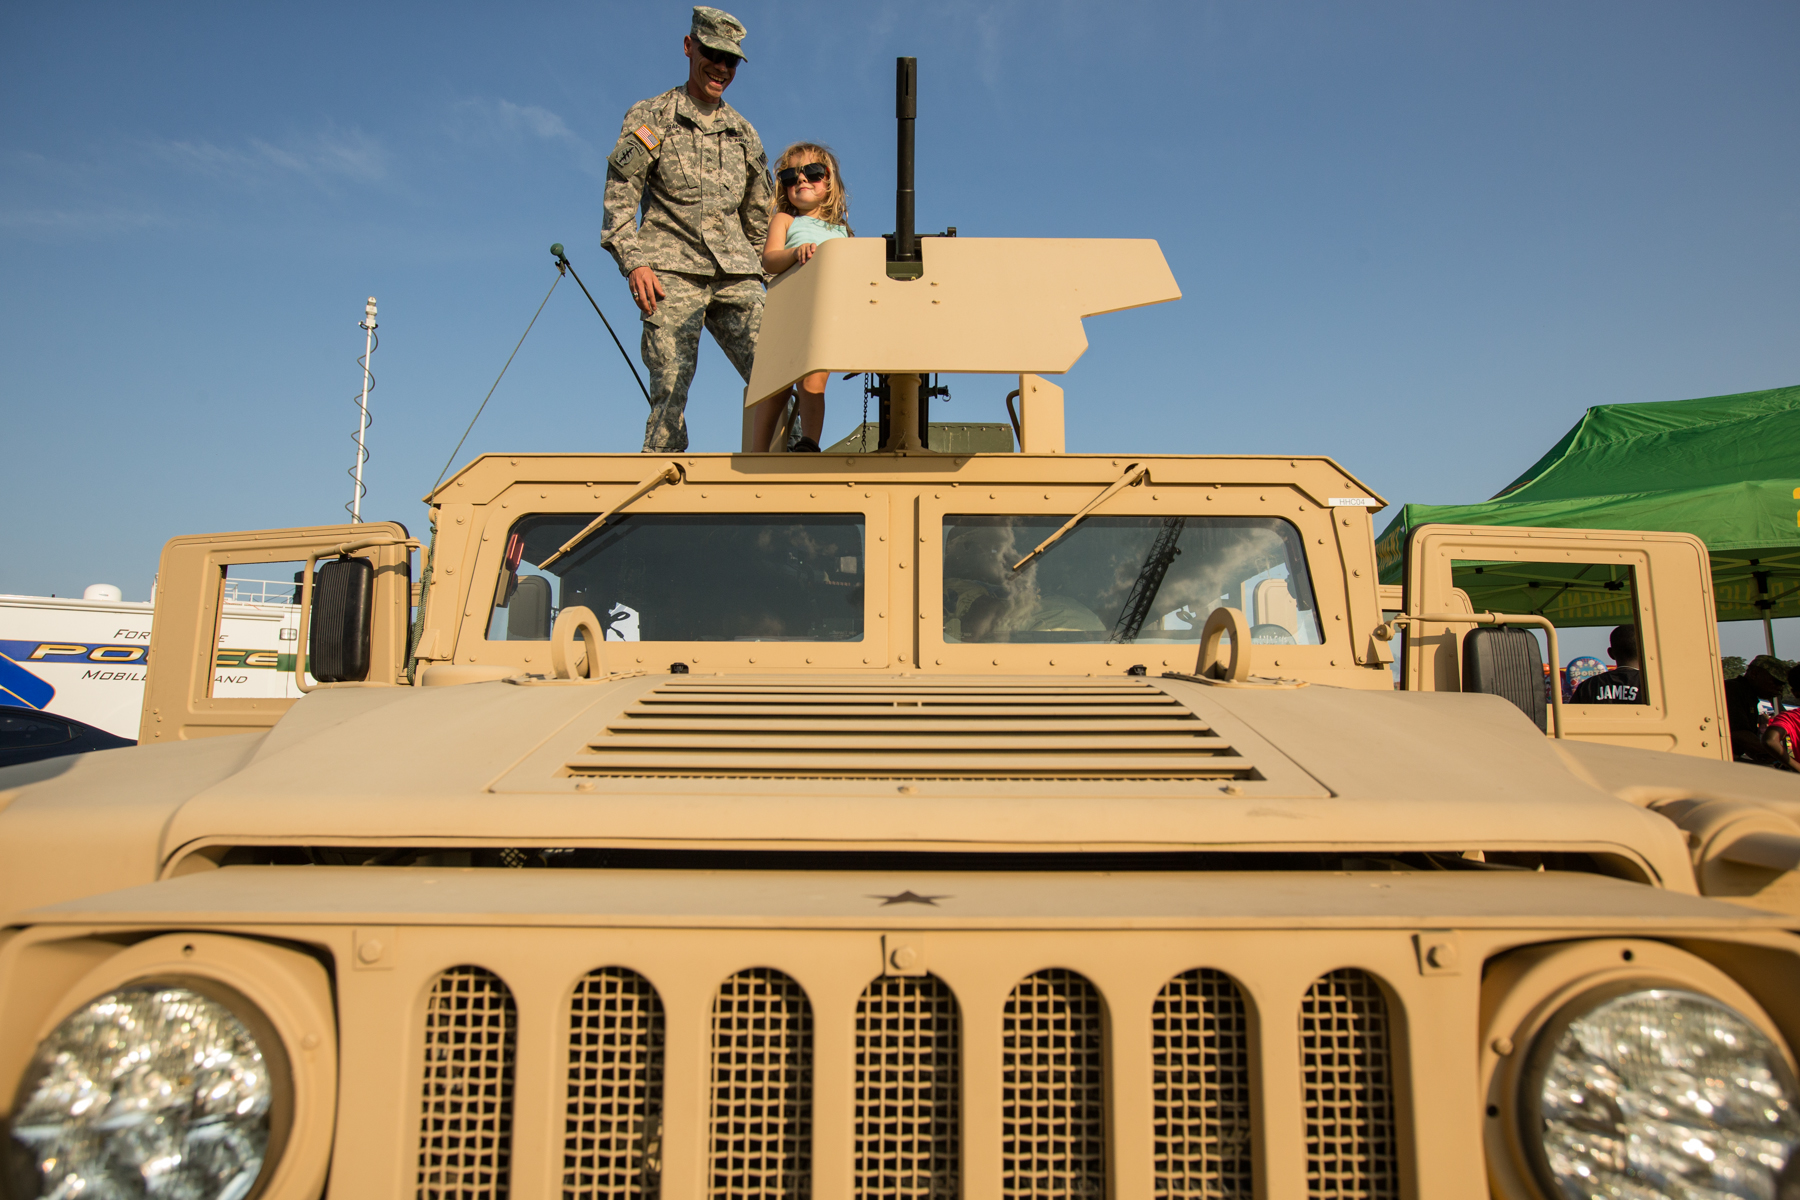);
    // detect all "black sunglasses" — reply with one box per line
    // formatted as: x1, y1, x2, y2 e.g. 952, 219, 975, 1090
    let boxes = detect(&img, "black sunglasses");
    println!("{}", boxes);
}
696, 43, 741, 69
777, 163, 831, 188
